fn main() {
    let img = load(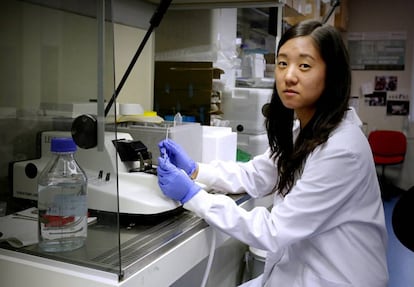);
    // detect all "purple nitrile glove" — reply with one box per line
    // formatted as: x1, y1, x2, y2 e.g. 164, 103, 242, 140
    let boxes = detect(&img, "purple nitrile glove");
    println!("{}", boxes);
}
157, 156, 201, 204
158, 139, 196, 176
